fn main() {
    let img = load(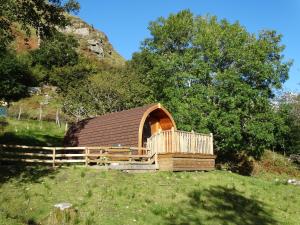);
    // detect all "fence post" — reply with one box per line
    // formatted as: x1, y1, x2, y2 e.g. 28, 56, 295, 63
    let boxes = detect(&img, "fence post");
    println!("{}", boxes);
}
52, 147, 56, 167
85, 147, 88, 167
17, 106, 22, 120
